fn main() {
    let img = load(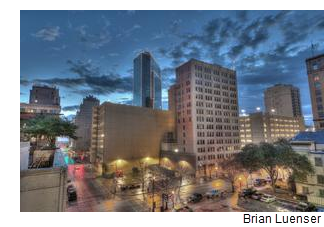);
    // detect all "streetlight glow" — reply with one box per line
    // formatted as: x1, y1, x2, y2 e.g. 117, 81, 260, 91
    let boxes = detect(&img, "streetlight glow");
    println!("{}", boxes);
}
174, 149, 179, 153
